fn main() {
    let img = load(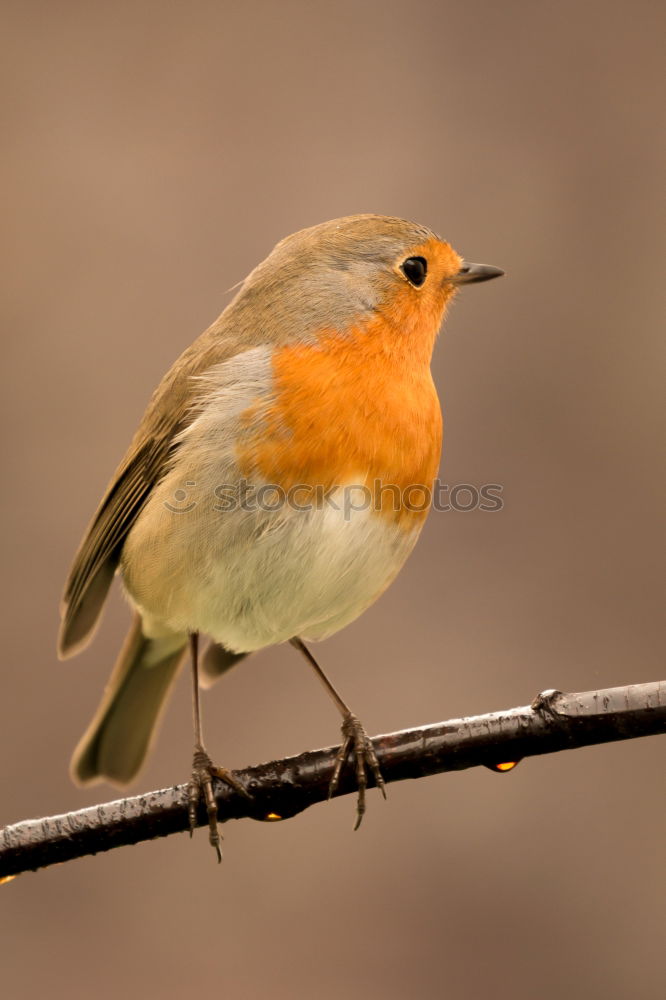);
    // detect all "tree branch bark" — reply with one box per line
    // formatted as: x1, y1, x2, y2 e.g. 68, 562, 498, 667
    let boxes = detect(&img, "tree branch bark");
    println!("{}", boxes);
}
1, 681, 664, 879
